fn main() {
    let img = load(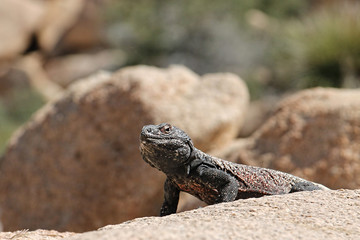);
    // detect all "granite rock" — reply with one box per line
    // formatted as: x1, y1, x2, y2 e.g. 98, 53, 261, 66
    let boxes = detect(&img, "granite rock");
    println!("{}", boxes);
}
0, 65, 248, 231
